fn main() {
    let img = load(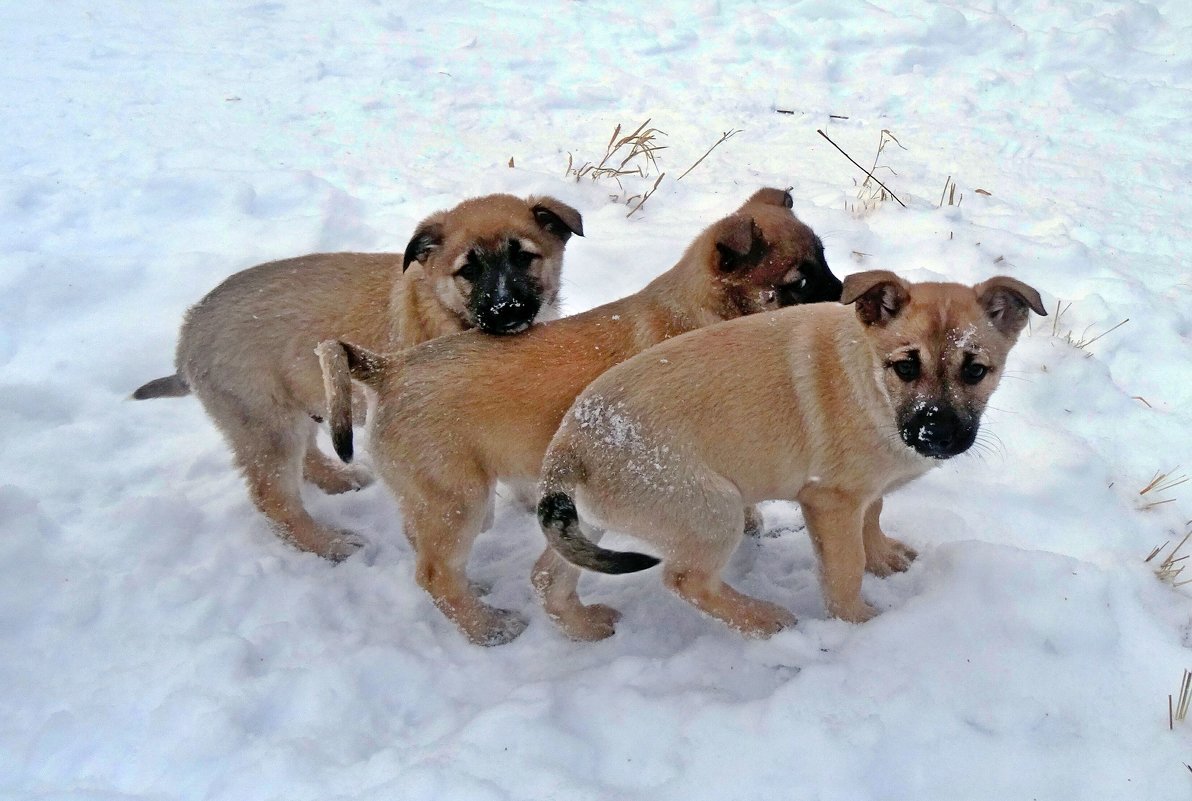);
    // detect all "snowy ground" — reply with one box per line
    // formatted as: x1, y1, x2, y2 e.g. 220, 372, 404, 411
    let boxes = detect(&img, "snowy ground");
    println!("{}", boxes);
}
2, 1, 1191, 799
